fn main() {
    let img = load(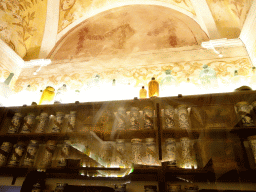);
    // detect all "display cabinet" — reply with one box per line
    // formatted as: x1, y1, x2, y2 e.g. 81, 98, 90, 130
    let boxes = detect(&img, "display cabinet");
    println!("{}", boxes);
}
0, 90, 256, 192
